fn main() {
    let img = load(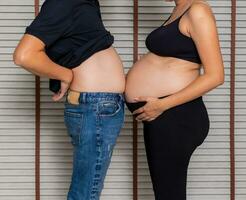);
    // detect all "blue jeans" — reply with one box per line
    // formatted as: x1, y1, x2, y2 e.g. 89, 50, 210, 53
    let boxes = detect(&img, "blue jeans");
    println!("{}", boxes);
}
63, 90, 125, 200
